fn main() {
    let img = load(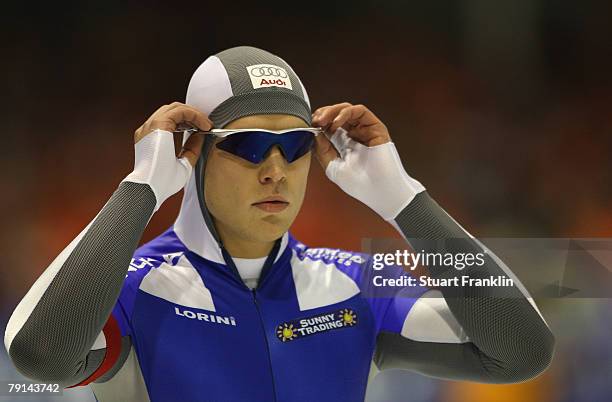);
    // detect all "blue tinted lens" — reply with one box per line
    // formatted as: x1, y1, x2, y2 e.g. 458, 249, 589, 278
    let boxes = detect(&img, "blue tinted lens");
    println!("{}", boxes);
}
215, 130, 315, 163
